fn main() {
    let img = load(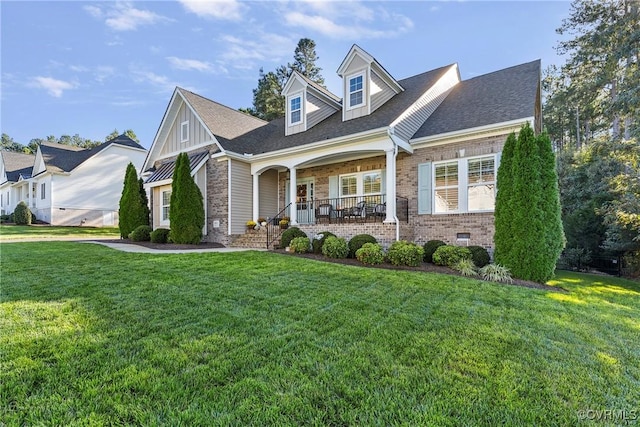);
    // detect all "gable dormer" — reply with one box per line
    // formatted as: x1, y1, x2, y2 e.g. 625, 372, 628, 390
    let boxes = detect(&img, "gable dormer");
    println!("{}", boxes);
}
337, 45, 404, 122
282, 71, 341, 136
